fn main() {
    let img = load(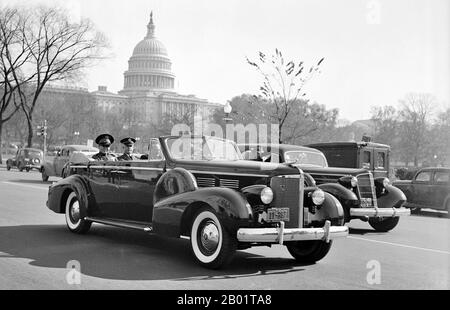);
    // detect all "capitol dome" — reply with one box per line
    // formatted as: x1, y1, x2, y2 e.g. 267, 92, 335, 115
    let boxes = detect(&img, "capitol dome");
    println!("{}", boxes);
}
120, 12, 175, 94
